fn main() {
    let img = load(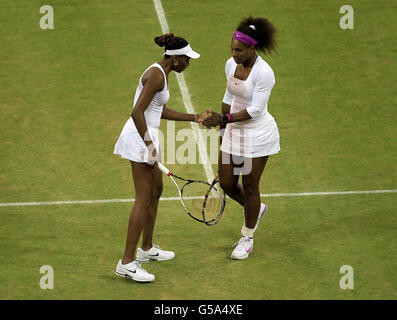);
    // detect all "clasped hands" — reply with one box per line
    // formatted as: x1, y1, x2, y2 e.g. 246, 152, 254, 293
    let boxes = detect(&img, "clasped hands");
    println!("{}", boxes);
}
196, 109, 222, 129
